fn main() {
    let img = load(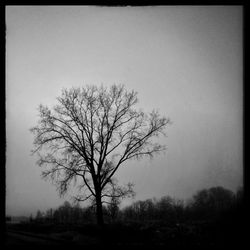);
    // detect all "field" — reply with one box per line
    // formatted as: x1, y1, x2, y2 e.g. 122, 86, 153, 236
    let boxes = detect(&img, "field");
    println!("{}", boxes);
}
6, 216, 244, 248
